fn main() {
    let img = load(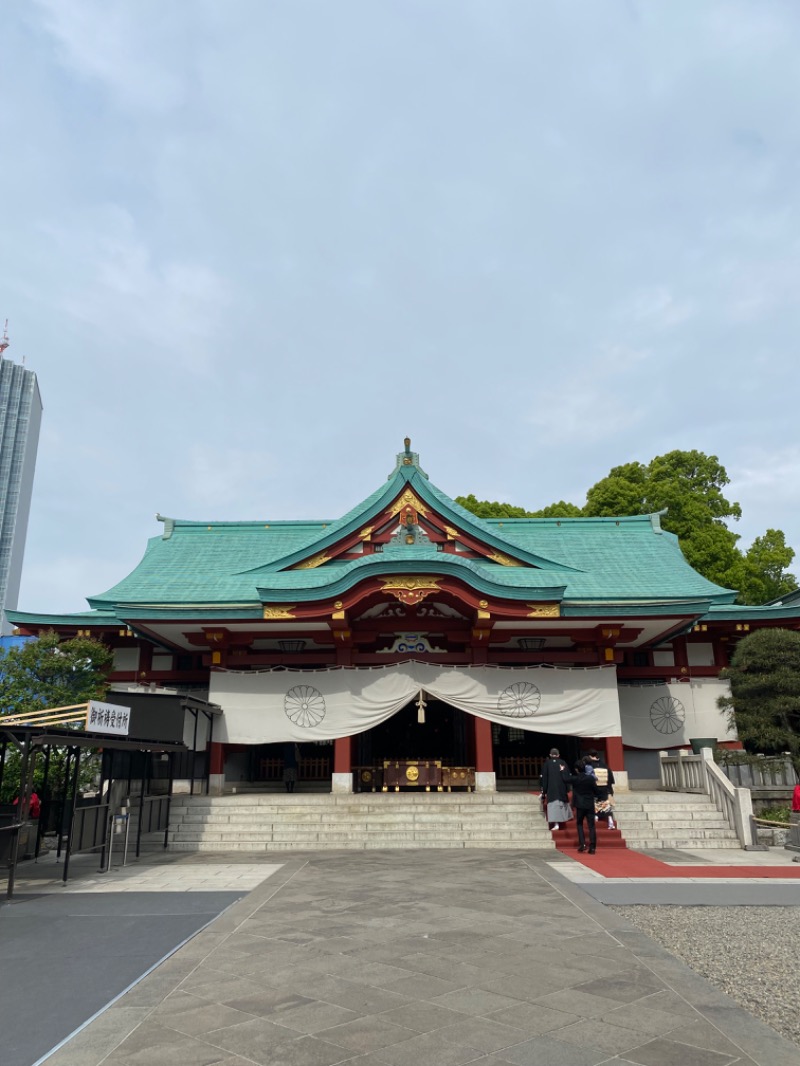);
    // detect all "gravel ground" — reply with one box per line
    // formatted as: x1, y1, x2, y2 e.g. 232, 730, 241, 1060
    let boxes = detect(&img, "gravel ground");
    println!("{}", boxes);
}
613, 906, 800, 1050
